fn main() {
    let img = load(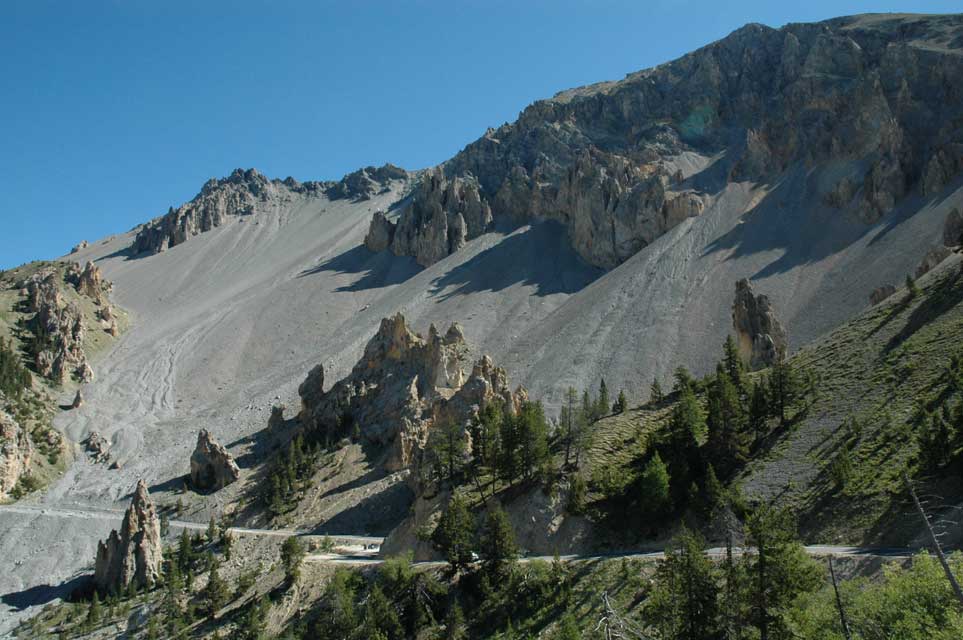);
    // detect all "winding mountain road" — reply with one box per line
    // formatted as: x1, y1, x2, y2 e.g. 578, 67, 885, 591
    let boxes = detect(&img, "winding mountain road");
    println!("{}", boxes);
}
0, 502, 925, 568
